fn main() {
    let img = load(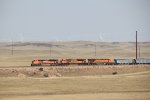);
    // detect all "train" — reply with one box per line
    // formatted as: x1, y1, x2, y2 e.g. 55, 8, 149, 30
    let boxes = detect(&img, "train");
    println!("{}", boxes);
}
31, 58, 150, 66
